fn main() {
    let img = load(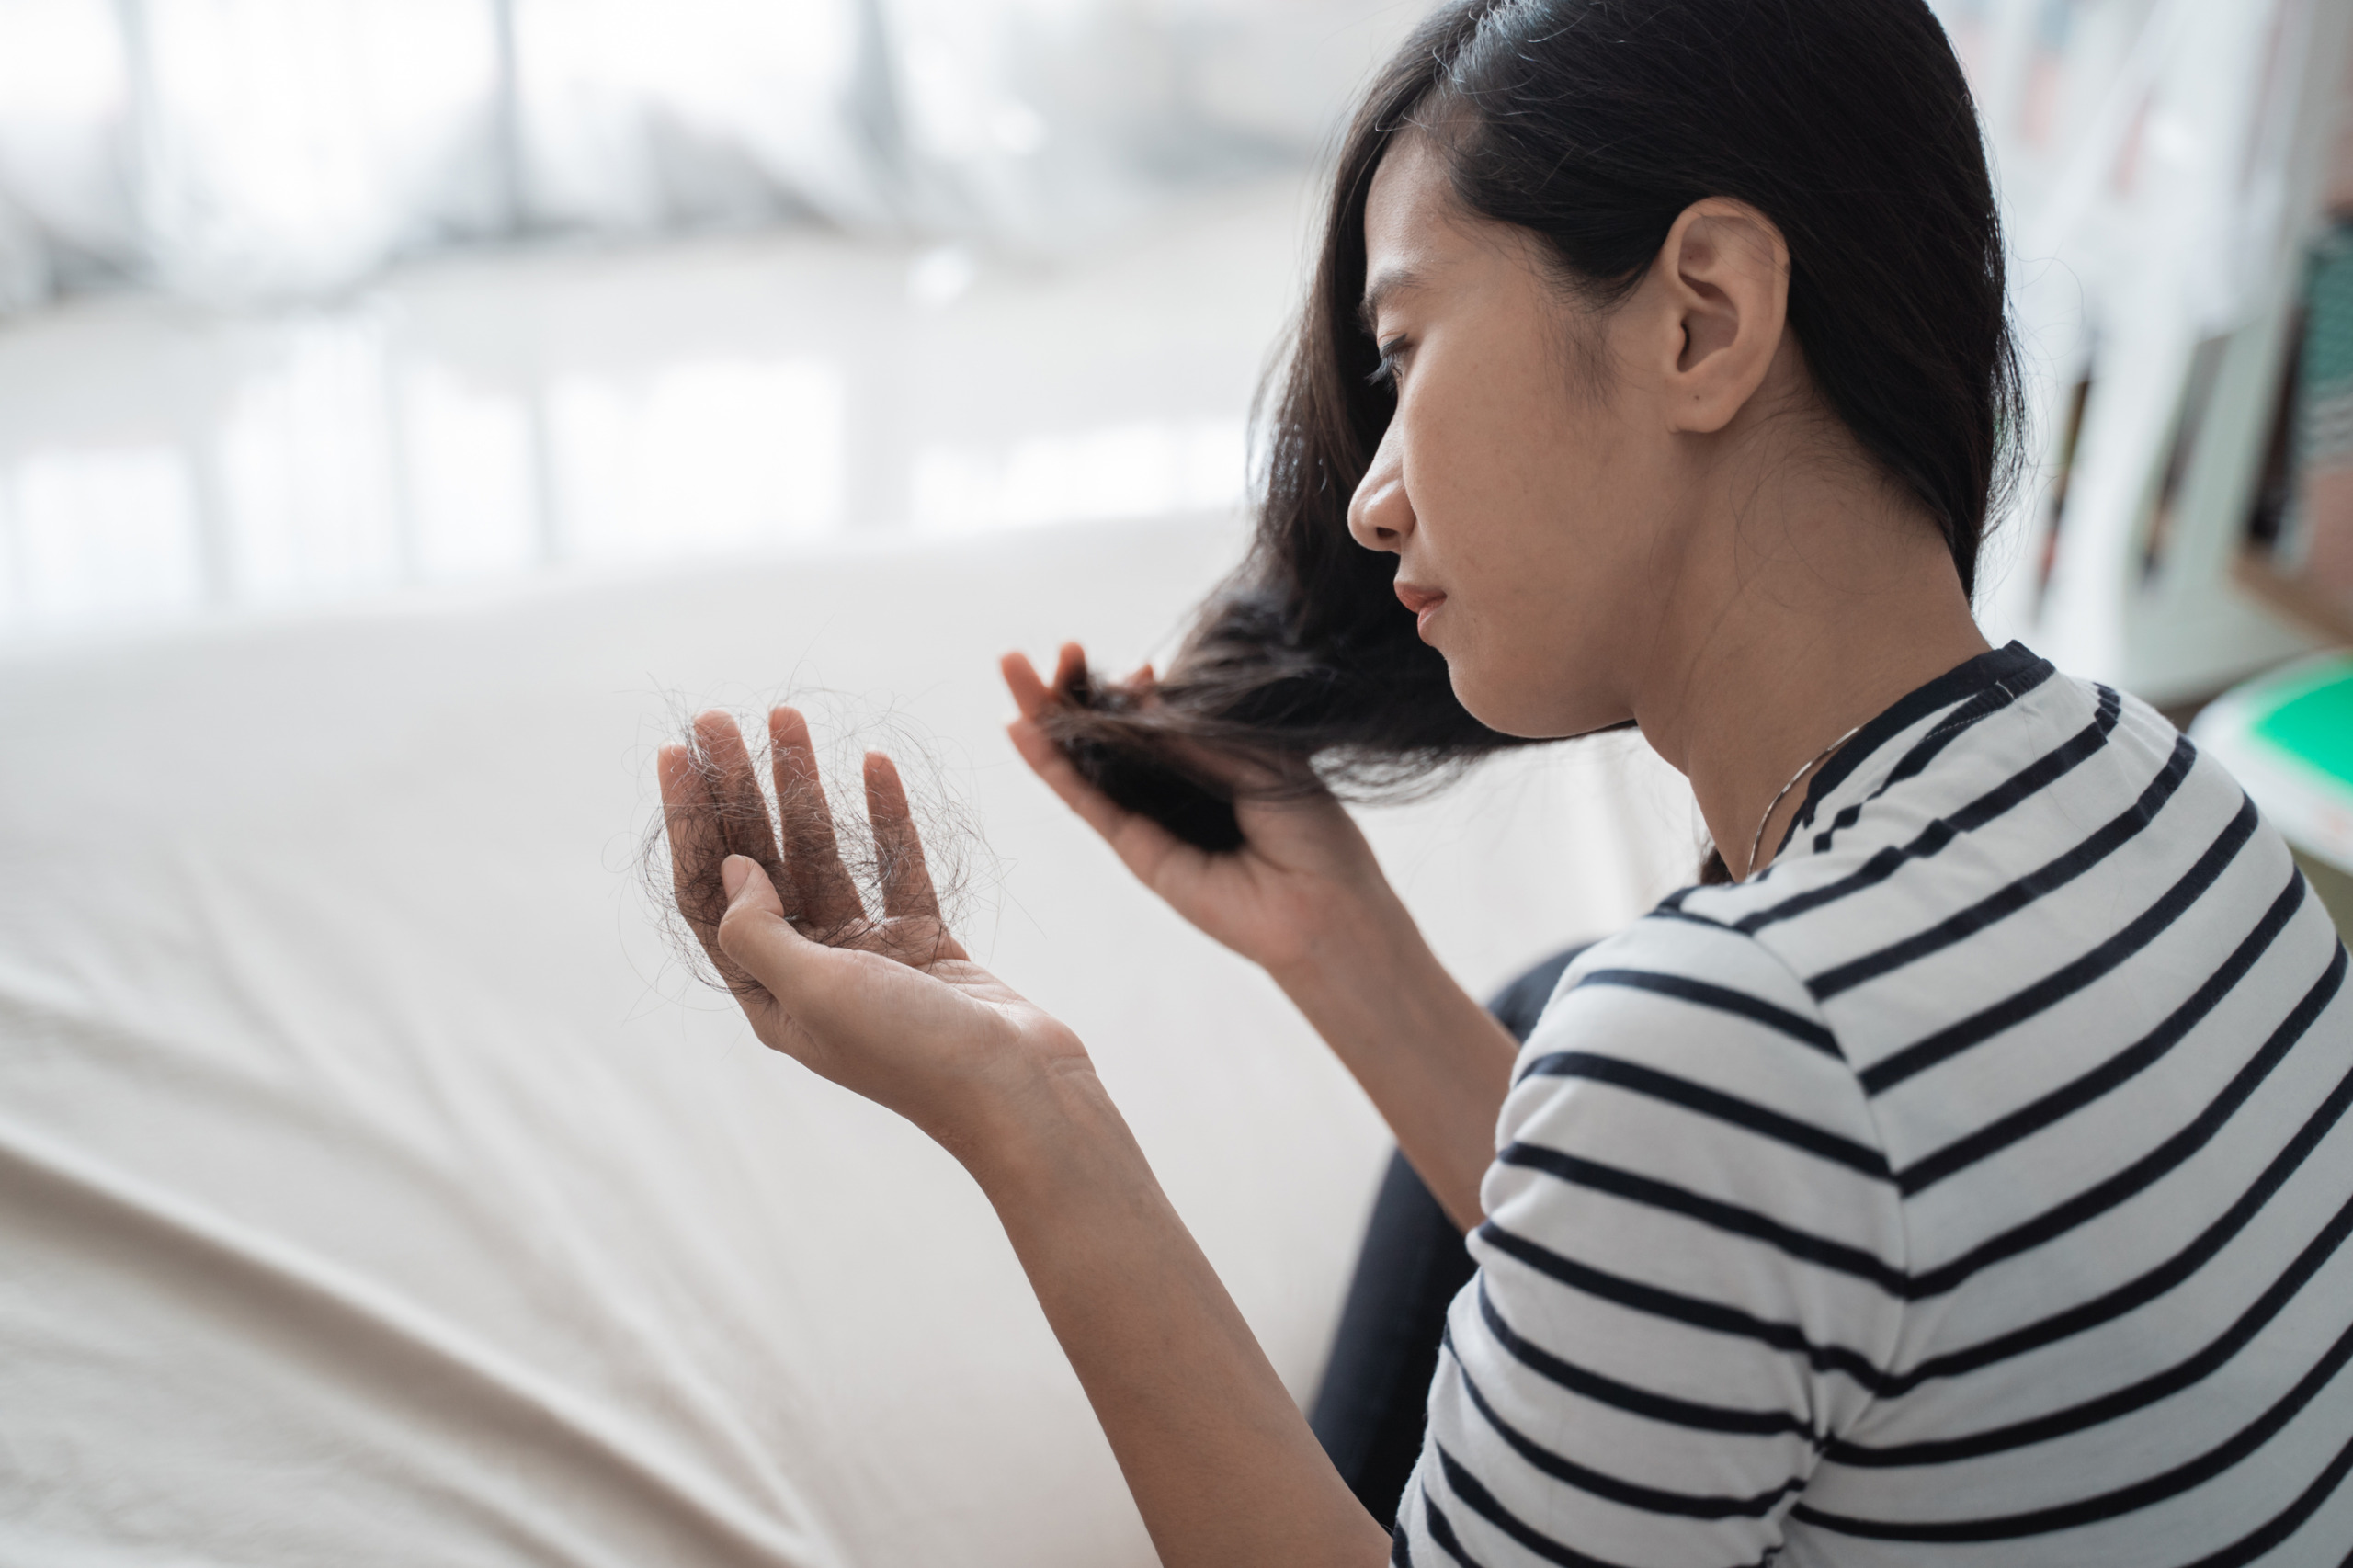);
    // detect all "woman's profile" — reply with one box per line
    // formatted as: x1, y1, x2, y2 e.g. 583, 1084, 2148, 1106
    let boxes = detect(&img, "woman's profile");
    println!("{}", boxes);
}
658, 1, 2353, 1562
